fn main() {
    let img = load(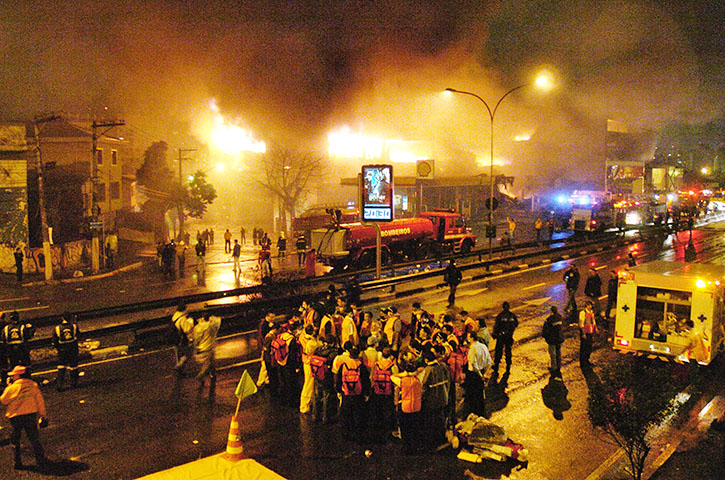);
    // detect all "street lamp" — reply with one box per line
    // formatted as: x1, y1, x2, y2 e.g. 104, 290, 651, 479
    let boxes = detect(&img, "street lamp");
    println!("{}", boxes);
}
446, 73, 552, 258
